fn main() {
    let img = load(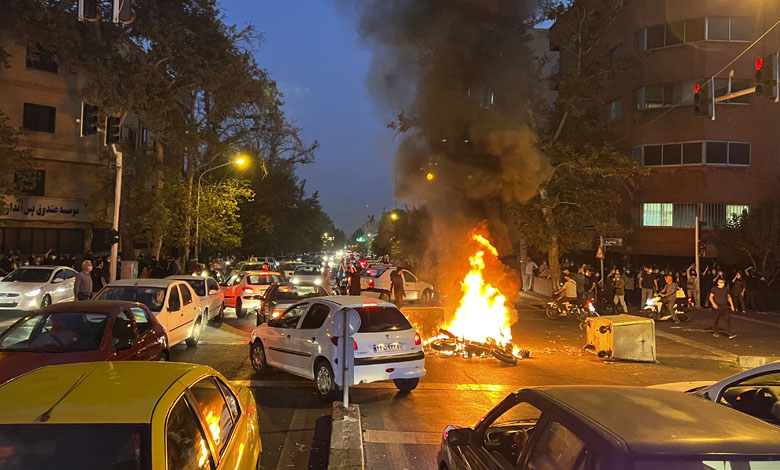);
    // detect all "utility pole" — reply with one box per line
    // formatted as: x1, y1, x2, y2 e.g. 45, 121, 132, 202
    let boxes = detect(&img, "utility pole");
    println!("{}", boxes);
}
694, 216, 701, 308
110, 144, 123, 282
